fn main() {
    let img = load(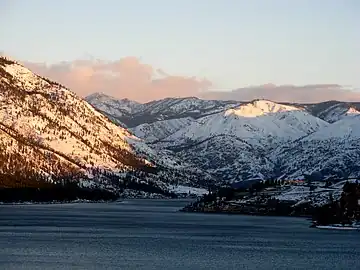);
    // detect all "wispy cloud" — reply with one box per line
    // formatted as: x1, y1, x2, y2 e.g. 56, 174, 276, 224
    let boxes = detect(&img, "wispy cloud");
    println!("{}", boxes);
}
200, 84, 360, 103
